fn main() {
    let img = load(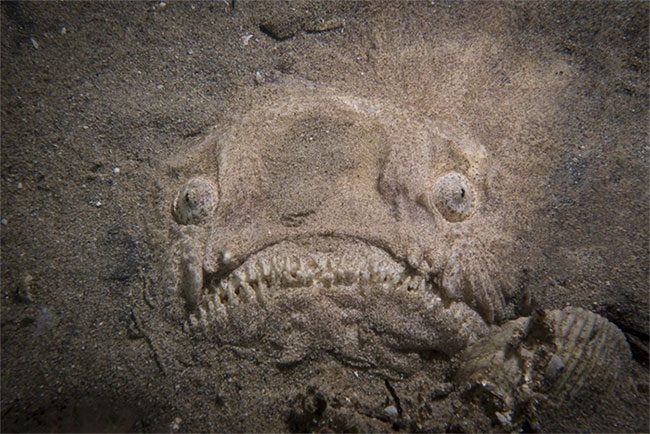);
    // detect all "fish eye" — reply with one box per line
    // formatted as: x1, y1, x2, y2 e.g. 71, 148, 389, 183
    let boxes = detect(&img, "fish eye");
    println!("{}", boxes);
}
431, 171, 475, 222
172, 177, 217, 225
